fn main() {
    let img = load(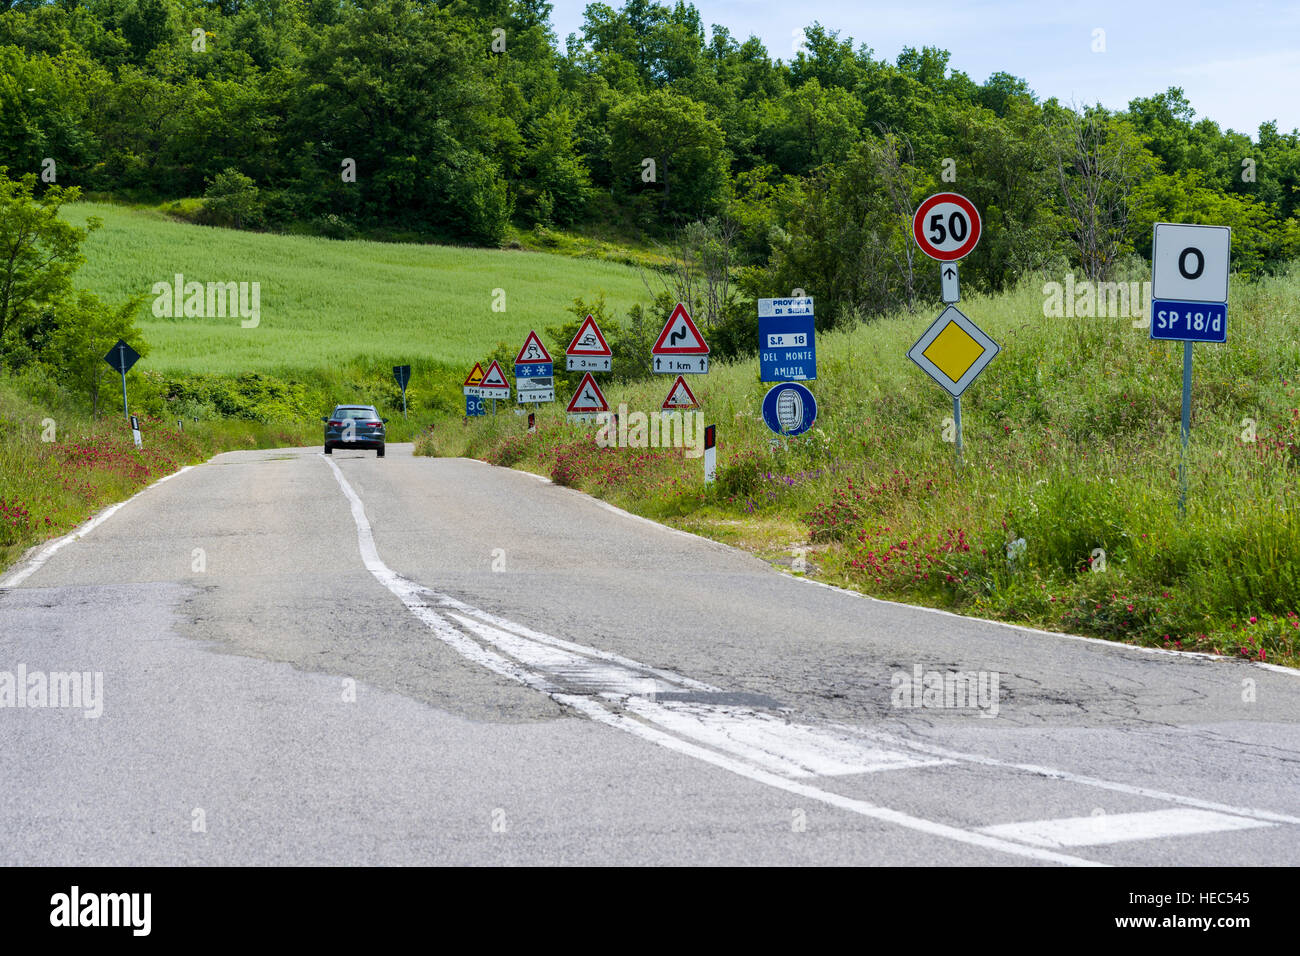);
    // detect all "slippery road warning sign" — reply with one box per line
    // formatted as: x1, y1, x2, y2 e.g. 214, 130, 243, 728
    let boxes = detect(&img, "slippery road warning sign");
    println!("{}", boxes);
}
566, 314, 613, 372
652, 303, 709, 374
